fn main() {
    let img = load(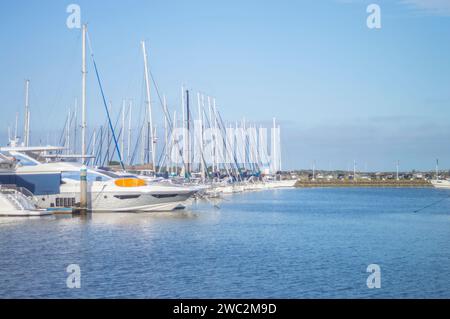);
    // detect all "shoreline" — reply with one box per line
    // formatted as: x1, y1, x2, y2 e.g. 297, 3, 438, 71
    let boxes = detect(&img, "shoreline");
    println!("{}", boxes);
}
295, 180, 432, 188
